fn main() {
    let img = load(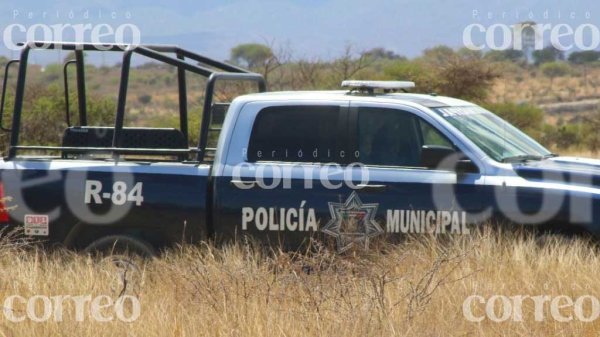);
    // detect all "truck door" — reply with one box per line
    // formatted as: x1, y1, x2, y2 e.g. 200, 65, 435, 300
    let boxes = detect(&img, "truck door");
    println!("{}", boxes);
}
343, 103, 486, 240
212, 101, 357, 249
